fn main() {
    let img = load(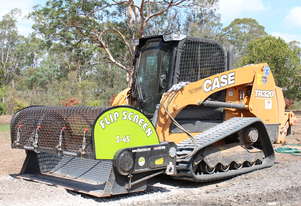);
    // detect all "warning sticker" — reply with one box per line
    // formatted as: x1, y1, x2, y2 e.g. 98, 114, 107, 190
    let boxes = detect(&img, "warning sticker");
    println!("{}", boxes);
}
265, 99, 272, 110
